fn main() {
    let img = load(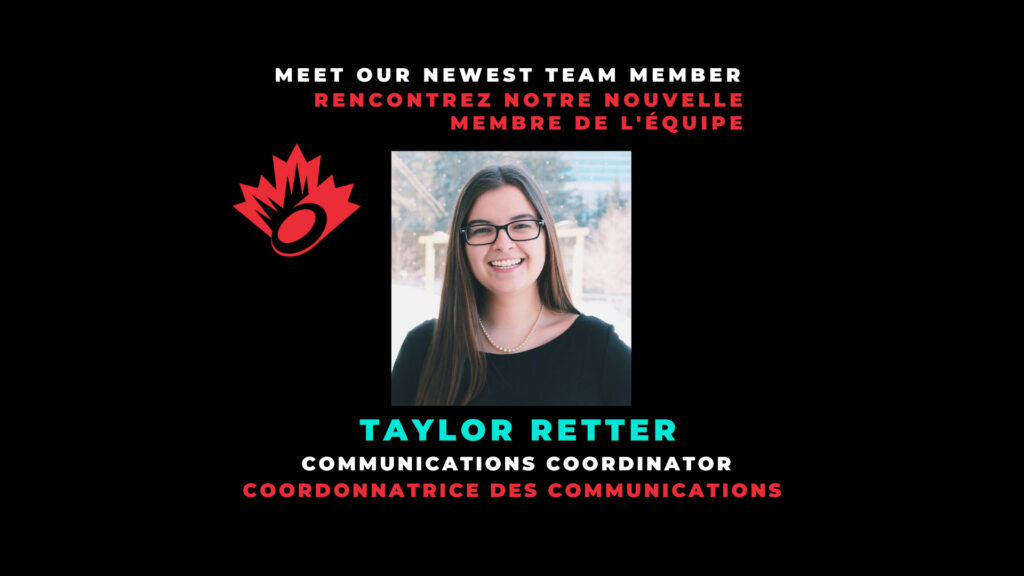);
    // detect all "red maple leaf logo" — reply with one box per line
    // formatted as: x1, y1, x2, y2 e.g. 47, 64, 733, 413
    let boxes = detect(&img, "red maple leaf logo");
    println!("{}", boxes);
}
236, 144, 358, 256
